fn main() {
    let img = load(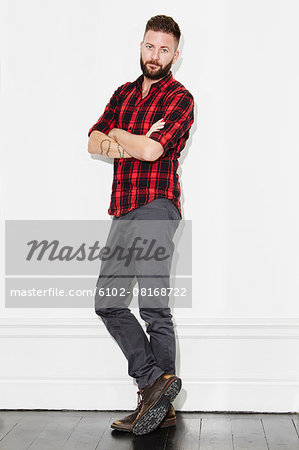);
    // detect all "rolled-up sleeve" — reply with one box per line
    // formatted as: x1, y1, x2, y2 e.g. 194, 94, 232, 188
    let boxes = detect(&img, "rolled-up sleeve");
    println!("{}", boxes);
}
88, 85, 124, 137
149, 92, 194, 156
